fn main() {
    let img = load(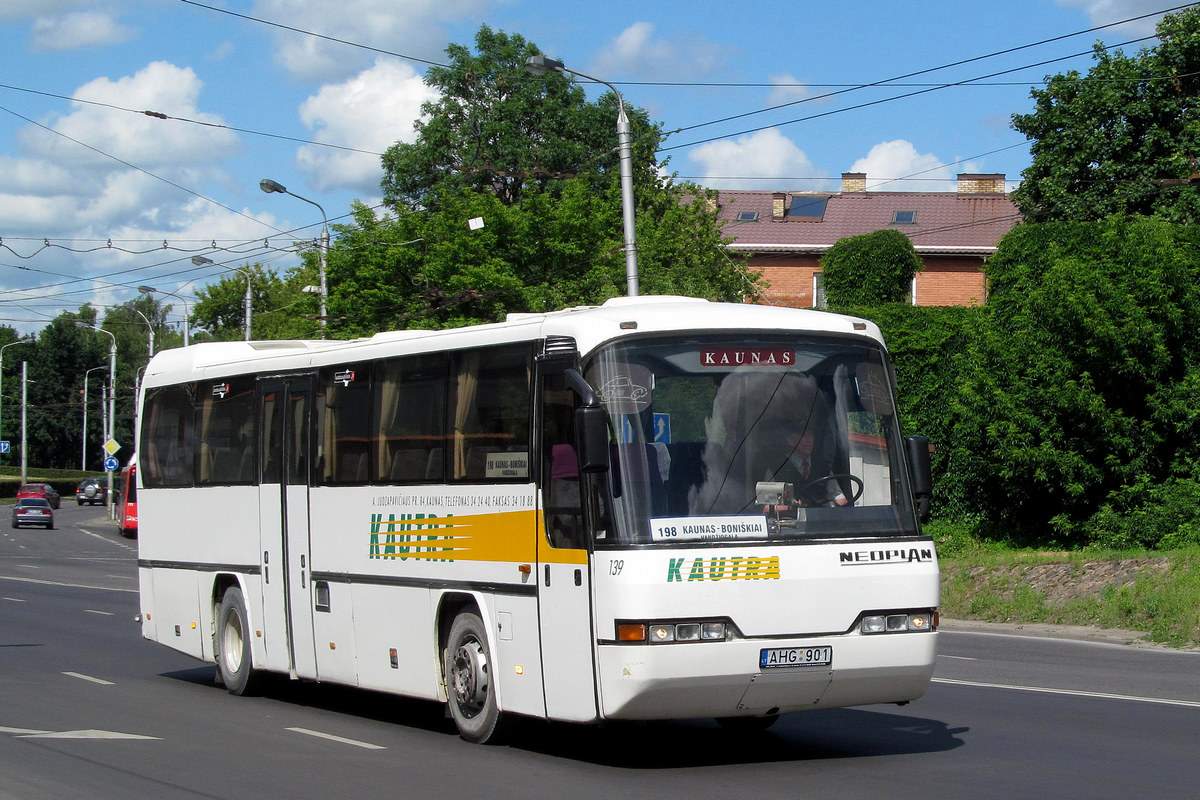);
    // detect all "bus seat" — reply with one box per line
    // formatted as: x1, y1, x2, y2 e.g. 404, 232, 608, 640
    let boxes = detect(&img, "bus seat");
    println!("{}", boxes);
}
390, 448, 428, 482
